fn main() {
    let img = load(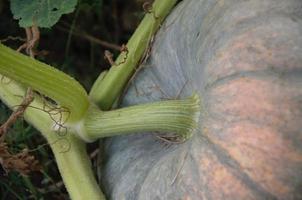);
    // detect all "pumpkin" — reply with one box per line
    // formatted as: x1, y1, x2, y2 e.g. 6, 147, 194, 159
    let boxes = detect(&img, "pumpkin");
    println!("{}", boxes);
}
100, 0, 302, 199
